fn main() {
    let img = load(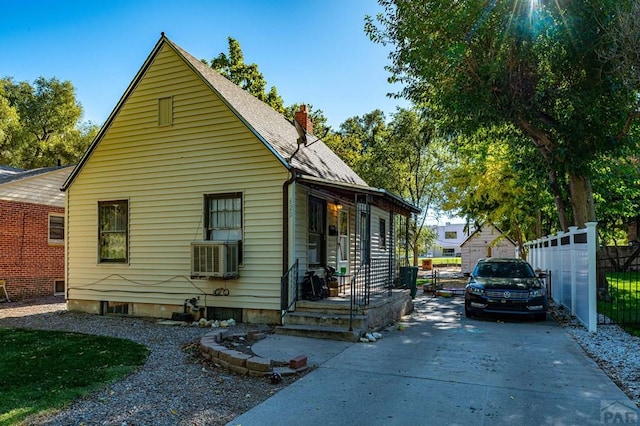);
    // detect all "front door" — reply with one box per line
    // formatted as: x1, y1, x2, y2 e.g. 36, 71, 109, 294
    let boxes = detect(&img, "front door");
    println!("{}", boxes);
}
308, 196, 326, 267
338, 209, 349, 274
